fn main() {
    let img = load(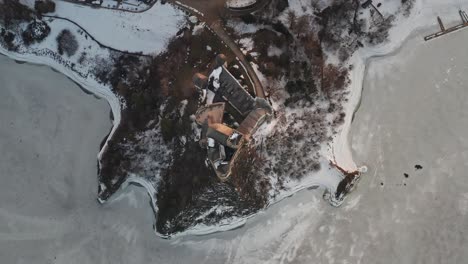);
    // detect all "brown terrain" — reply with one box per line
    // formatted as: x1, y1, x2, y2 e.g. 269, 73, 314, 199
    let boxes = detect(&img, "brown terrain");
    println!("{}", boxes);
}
168, 0, 267, 98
